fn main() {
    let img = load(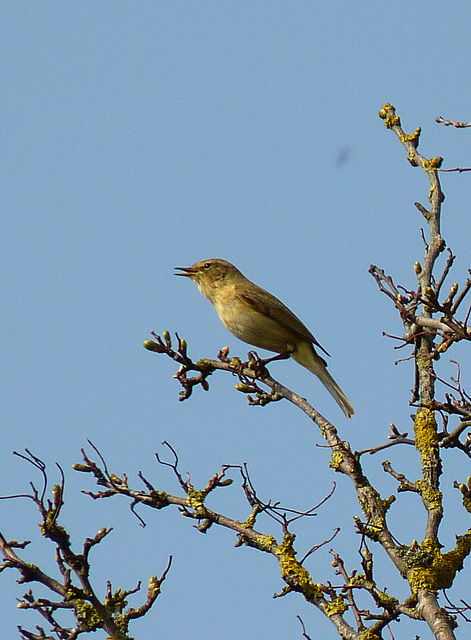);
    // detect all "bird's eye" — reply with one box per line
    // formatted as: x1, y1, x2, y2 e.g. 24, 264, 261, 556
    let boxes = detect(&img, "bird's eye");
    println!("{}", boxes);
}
203, 262, 212, 270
